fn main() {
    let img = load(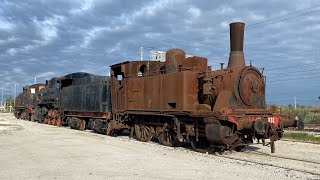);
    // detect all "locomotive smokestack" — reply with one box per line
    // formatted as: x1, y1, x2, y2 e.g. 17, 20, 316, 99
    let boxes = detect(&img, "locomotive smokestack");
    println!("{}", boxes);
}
227, 22, 245, 68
